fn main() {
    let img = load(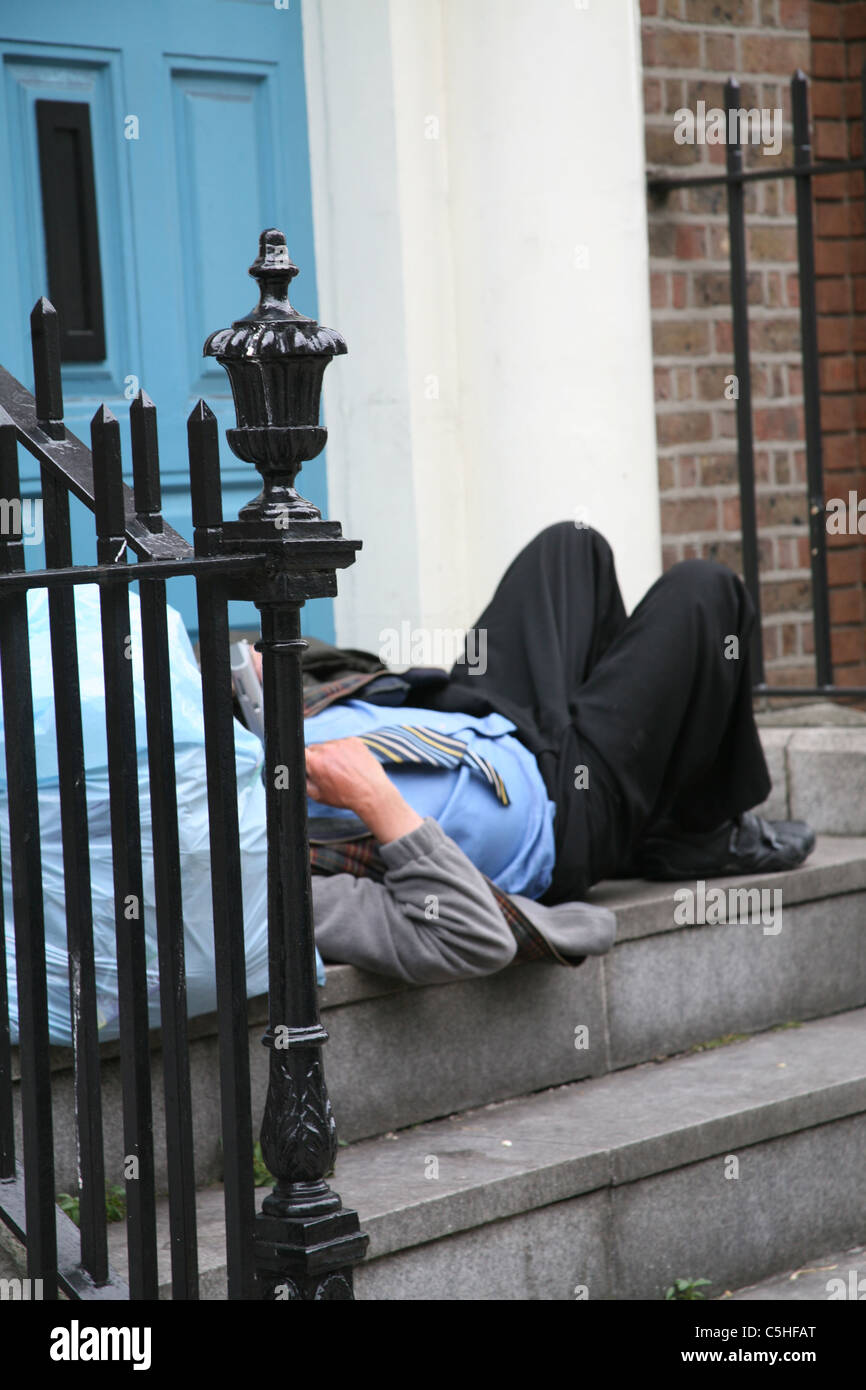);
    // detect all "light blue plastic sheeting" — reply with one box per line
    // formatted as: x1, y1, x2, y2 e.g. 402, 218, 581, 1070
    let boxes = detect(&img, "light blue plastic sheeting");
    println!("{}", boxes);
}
1, 585, 326, 1047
